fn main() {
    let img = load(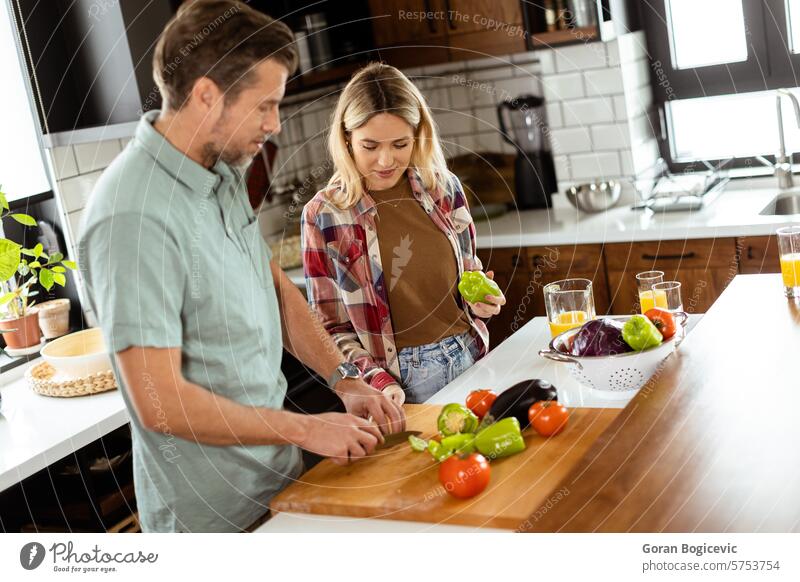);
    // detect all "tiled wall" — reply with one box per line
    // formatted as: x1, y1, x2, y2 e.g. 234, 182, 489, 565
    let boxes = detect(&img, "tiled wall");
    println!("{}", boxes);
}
46, 31, 656, 305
